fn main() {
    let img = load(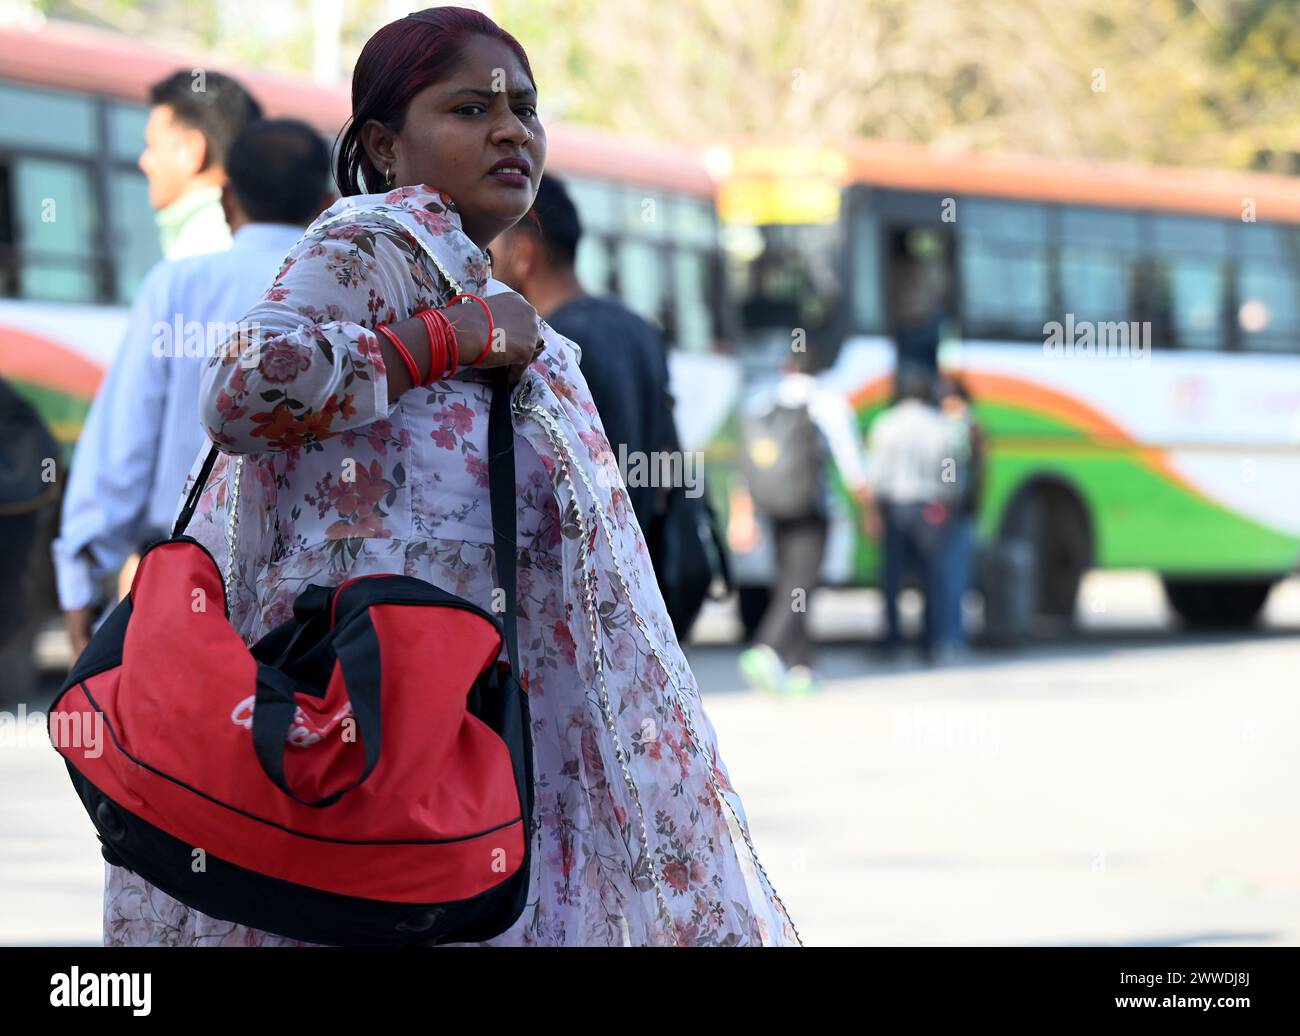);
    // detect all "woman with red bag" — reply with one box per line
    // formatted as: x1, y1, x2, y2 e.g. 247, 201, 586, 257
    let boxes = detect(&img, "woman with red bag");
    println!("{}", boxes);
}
102, 6, 800, 947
